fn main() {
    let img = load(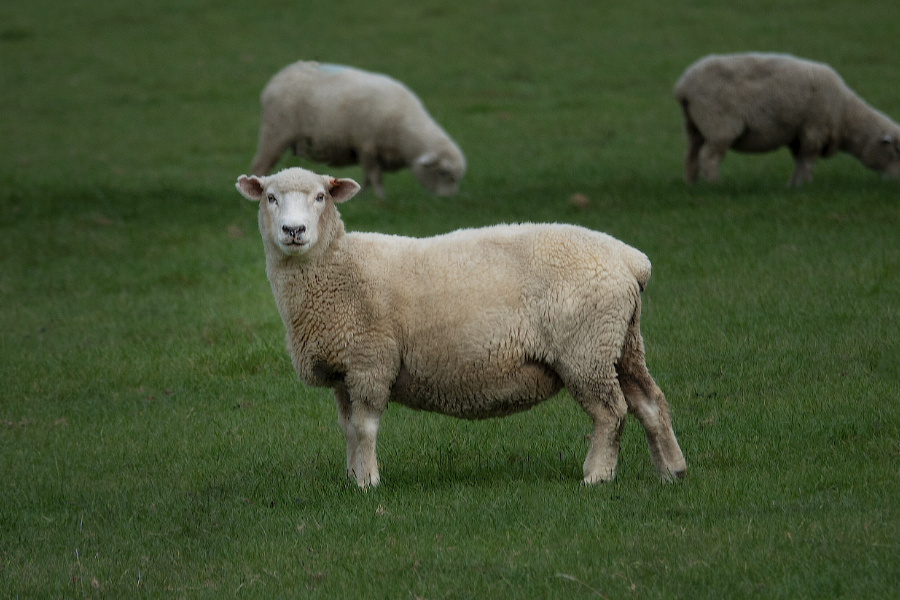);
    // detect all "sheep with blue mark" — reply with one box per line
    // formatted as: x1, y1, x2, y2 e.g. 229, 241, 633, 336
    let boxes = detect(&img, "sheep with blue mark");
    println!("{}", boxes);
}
250, 61, 466, 199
